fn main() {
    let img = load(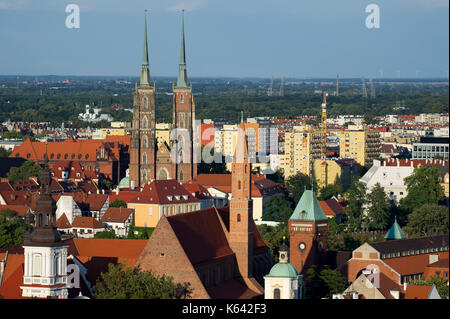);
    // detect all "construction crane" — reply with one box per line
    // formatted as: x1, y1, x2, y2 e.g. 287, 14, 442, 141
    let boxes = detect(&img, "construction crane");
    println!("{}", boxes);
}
336, 74, 339, 96
320, 91, 328, 188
